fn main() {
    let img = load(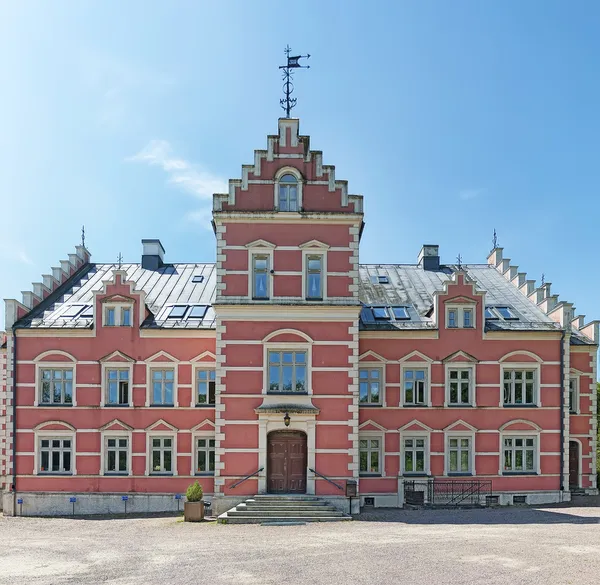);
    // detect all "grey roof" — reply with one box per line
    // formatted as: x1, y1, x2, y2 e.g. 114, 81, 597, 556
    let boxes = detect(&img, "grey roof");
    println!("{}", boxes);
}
17, 260, 592, 343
